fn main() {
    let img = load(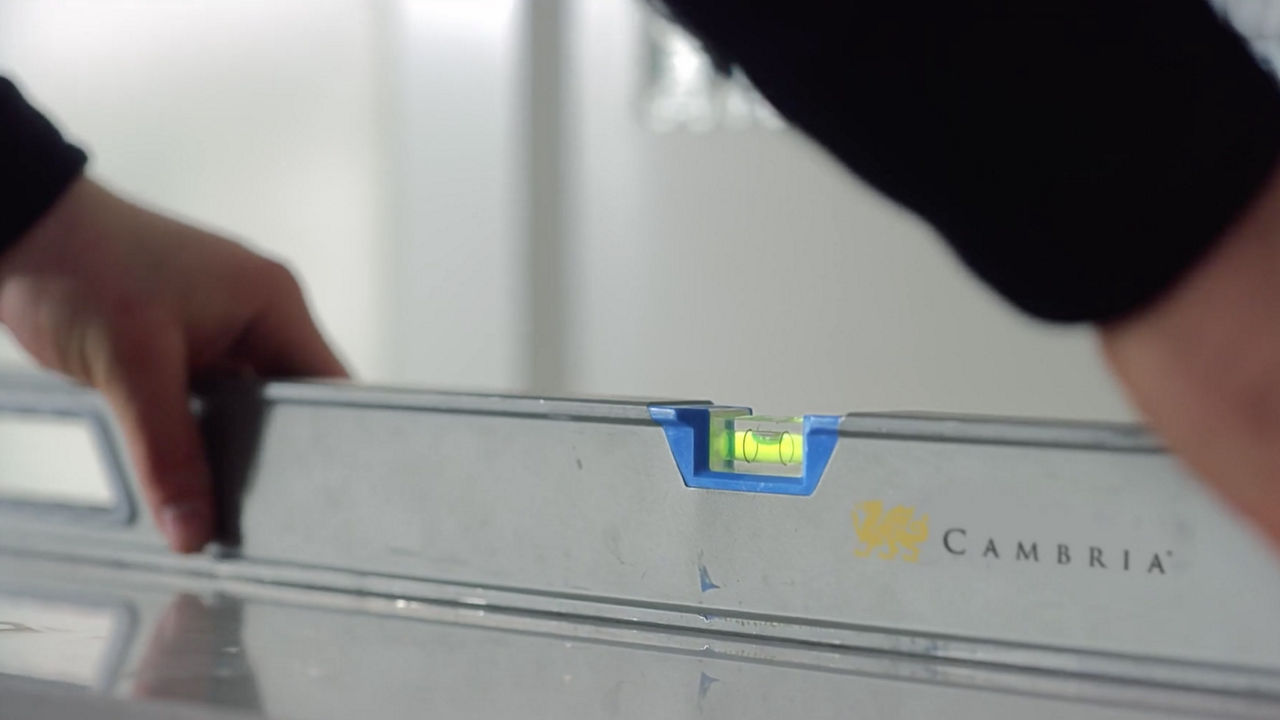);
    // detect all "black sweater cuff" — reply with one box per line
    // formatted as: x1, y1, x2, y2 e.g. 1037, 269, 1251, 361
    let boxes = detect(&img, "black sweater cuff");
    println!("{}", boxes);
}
665, 1, 1280, 322
0, 77, 88, 252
